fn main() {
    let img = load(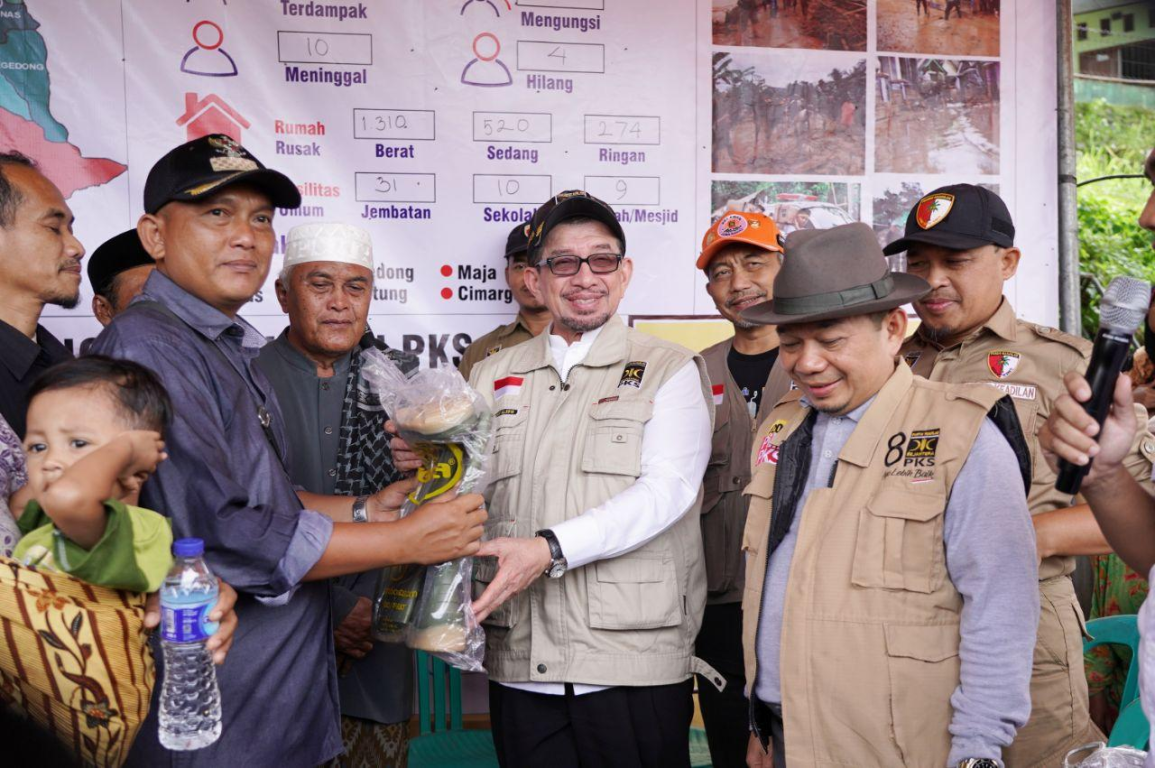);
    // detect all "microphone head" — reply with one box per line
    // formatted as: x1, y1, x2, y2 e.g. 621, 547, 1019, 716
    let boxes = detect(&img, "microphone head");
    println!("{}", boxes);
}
1100, 276, 1151, 335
